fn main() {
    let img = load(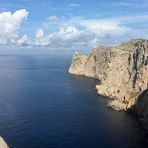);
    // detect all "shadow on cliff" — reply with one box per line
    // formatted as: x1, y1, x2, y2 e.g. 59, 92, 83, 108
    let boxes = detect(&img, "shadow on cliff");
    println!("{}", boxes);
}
128, 89, 148, 115
128, 89, 148, 143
